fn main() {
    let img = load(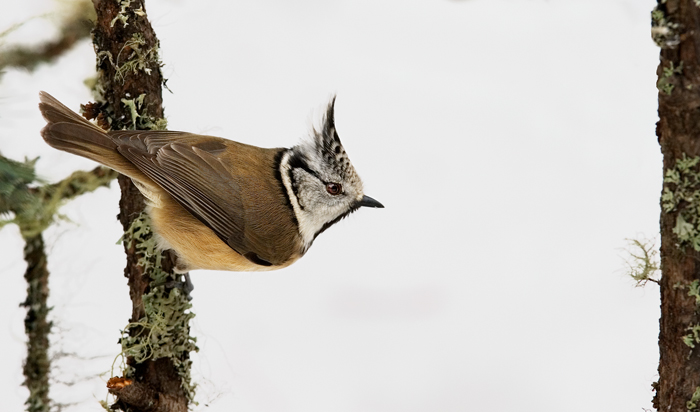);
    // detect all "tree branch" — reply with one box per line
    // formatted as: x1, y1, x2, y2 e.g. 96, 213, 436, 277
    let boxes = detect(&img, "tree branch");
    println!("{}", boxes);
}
1, 154, 117, 412
0, 1, 94, 72
653, 0, 700, 410
89, 0, 197, 410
